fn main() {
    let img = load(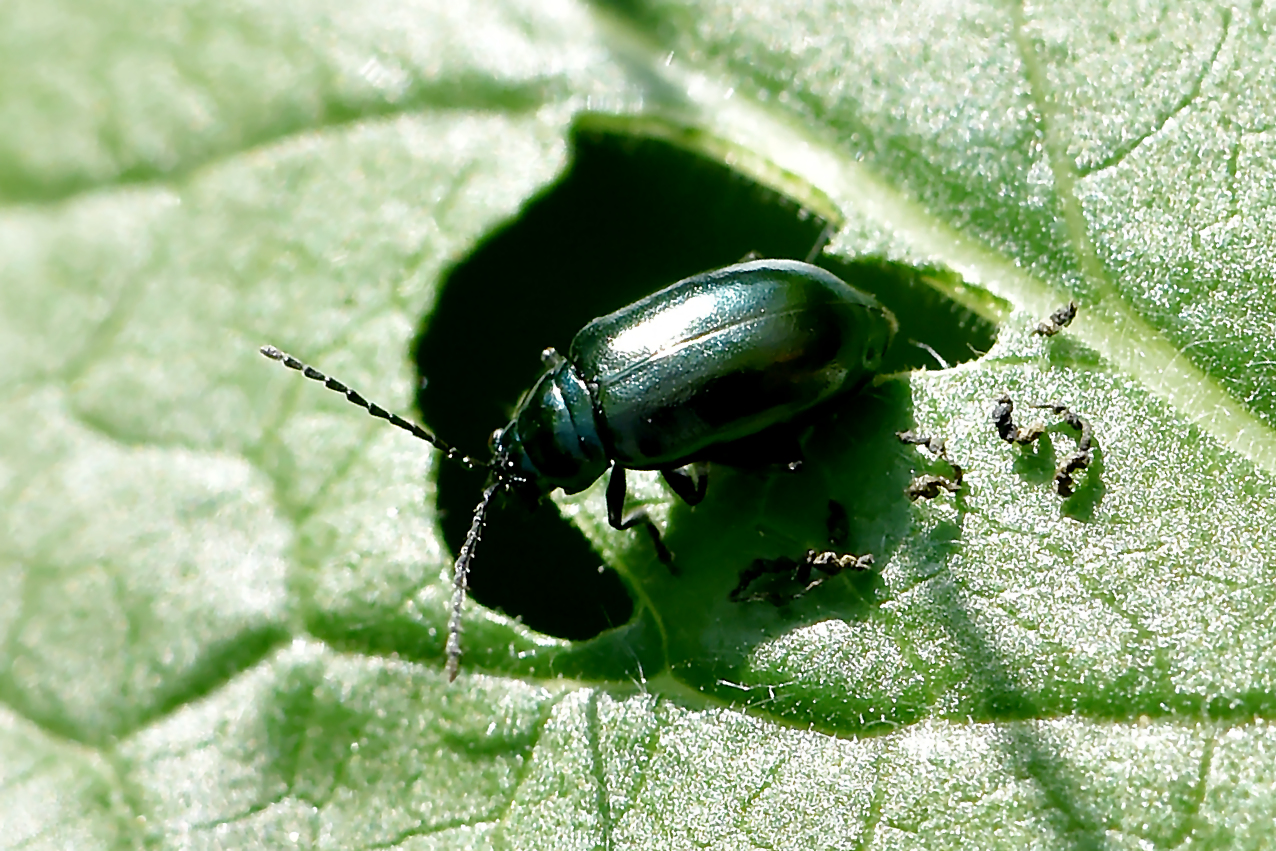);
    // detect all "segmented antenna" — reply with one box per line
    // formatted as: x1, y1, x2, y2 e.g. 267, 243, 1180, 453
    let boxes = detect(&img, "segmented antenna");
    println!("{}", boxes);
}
445, 482, 500, 681
260, 345, 489, 472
